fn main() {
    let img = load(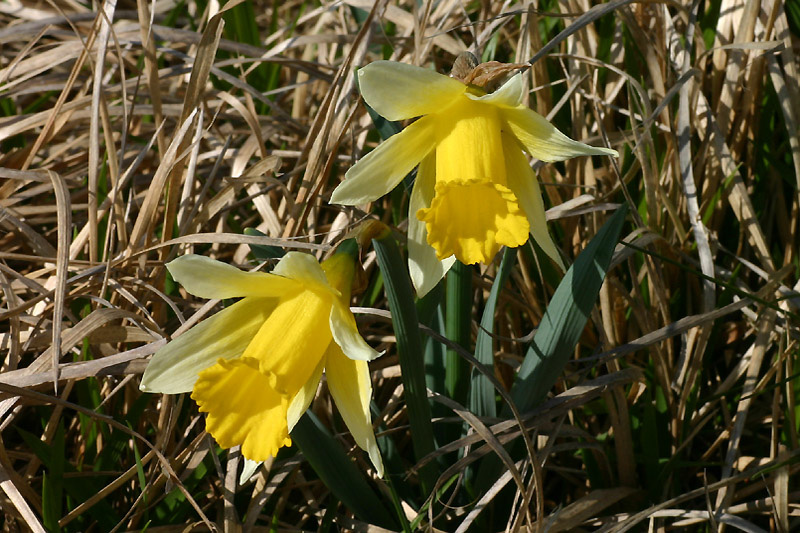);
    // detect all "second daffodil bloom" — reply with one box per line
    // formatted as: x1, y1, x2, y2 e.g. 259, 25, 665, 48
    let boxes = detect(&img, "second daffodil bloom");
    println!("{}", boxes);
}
330, 60, 618, 297
140, 242, 384, 476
